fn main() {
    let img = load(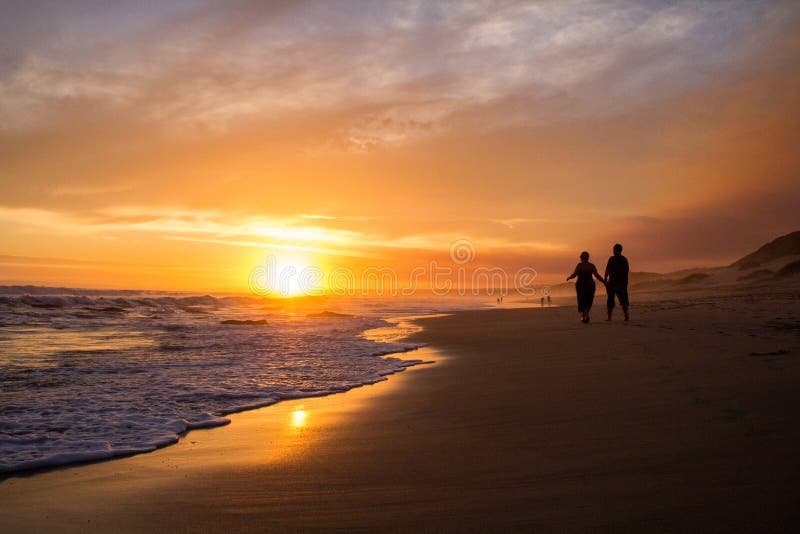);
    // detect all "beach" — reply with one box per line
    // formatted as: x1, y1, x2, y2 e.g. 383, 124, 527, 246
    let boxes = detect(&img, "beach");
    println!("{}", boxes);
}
4, 1, 800, 530
2, 288, 800, 532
